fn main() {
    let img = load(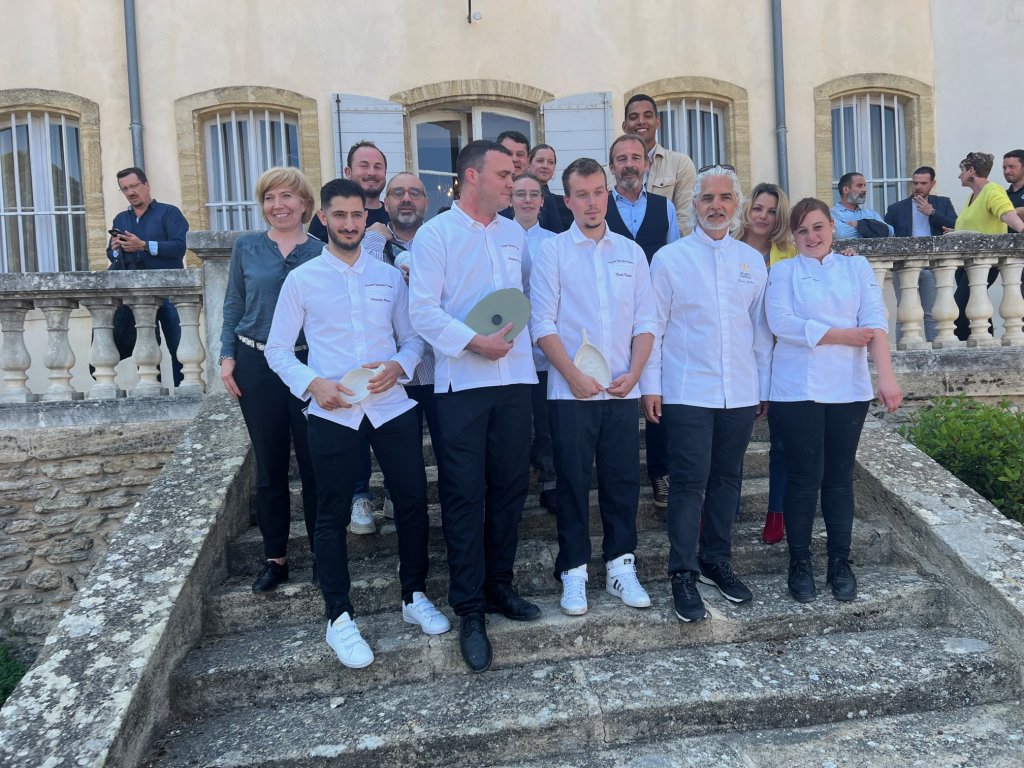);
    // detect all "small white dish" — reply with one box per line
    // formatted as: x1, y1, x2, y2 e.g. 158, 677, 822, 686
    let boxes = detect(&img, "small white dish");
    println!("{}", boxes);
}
338, 365, 385, 404
573, 329, 611, 388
